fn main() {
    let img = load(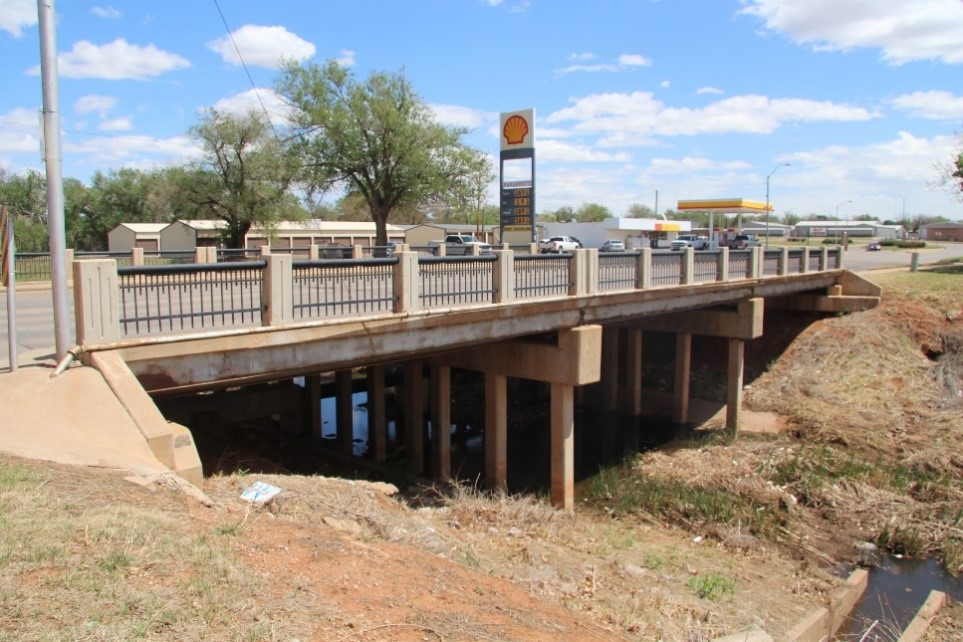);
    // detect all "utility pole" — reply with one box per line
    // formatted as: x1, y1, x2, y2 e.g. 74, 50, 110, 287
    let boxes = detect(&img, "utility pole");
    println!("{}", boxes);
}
38, 0, 71, 360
